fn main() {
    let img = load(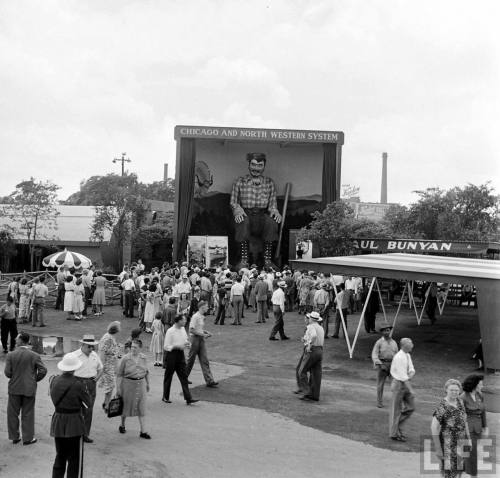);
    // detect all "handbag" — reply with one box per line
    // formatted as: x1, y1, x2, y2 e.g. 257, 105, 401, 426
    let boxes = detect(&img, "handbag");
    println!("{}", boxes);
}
107, 396, 123, 418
